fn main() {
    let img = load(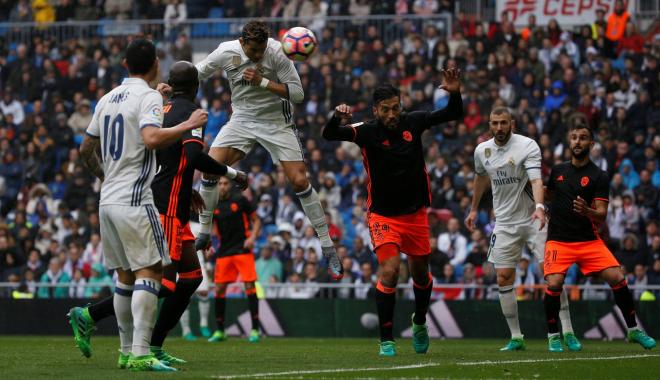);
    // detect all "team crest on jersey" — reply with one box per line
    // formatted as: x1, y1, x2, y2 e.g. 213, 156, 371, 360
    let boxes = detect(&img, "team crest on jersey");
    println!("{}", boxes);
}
485, 148, 491, 158
581, 176, 590, 187
508, 157, 515, 167
232, 56, 241, 66
402, 131, 413, 142
256, 63, 264, 73
557, 175, 564, 182
230, 203, 239, 212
